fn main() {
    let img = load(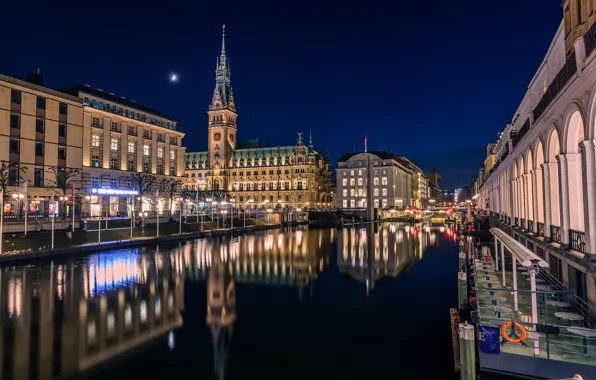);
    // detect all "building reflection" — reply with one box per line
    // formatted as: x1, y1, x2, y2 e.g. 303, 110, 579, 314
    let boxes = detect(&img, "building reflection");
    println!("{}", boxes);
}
0, 248, 185, 380
184, 227, 334, 295
338, 223, 442, 294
